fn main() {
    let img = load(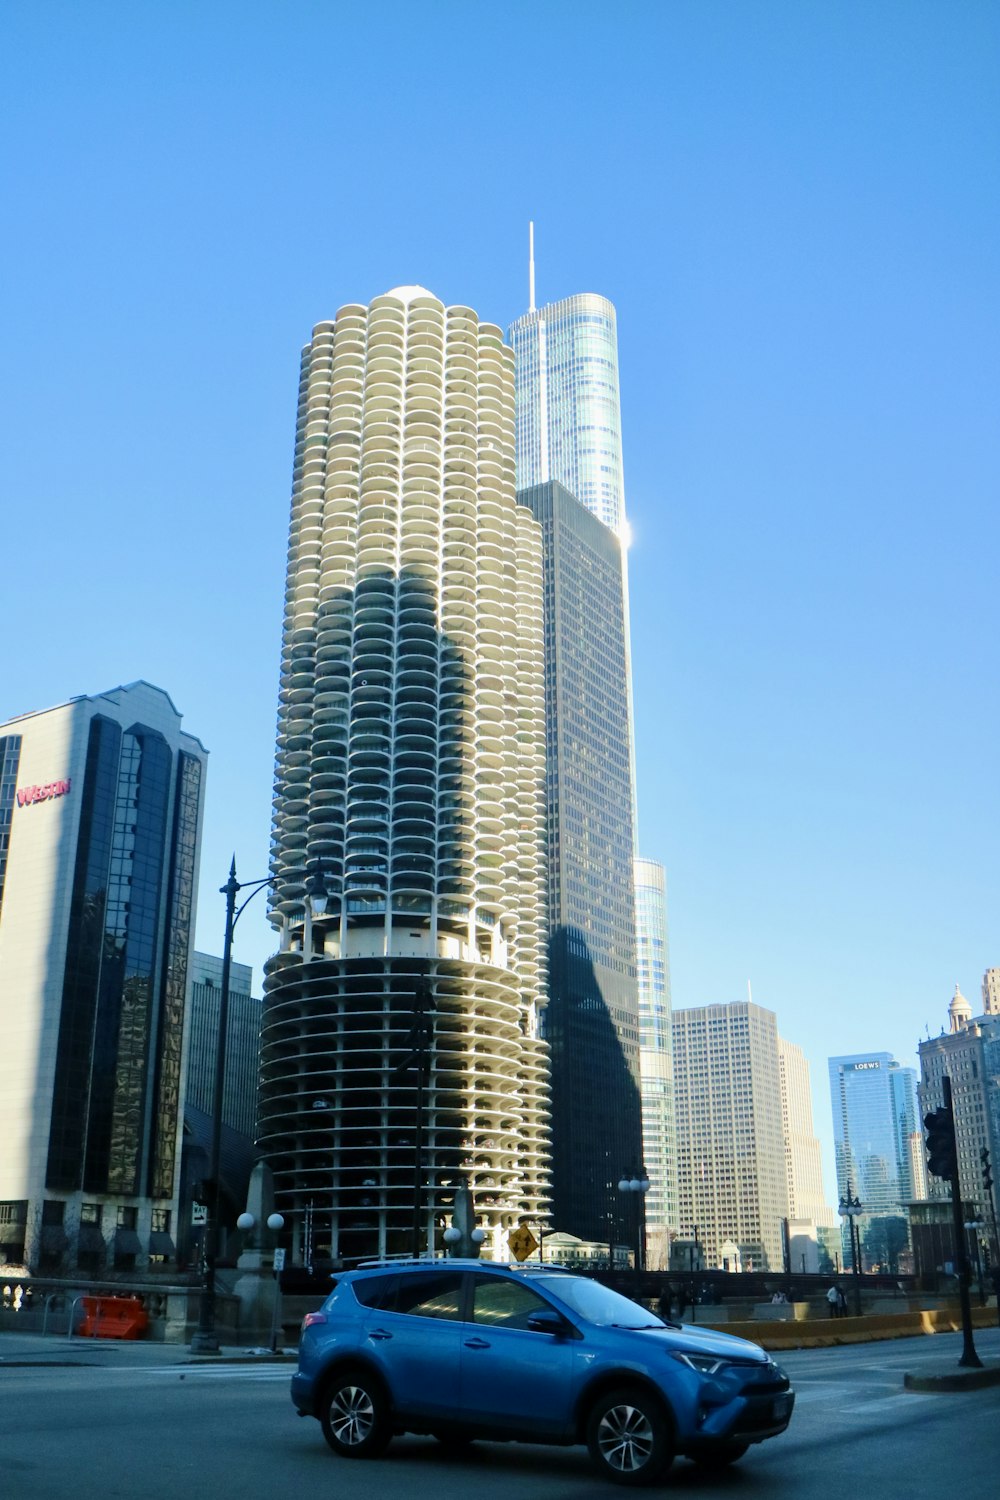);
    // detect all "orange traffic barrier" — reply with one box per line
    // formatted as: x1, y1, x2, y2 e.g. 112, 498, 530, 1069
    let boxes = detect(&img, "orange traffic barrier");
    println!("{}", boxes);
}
77, 1296, 149, 1339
